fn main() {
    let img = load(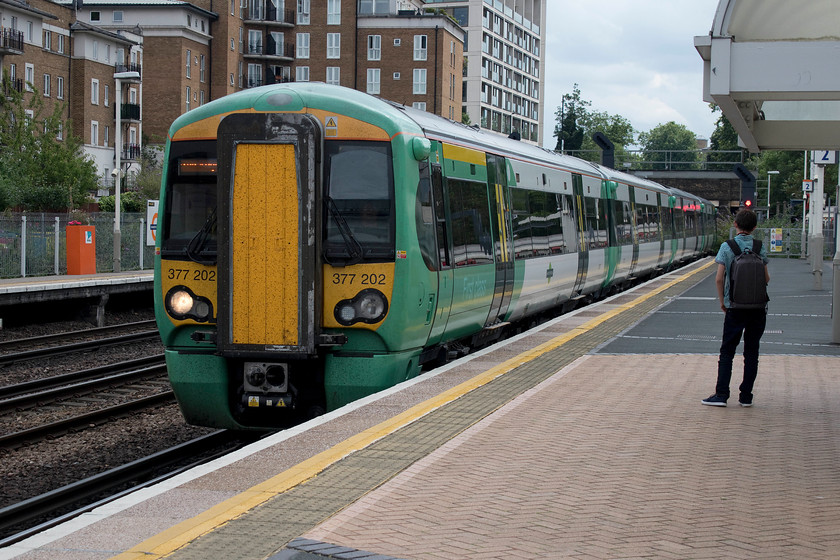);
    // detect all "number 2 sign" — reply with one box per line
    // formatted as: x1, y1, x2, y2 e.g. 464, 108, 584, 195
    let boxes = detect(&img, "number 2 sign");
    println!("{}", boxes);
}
812, 151, 837, 165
